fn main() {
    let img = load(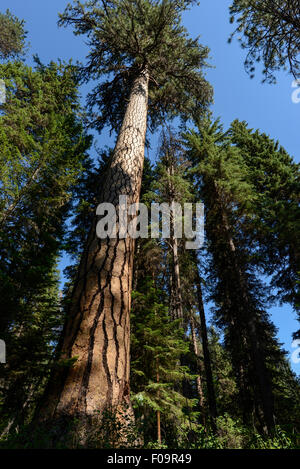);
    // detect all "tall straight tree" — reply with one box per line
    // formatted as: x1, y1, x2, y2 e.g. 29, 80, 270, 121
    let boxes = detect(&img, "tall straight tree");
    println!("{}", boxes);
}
185, 119, 280, 434
38, 0, 212, 440
0, 59, 91, 435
